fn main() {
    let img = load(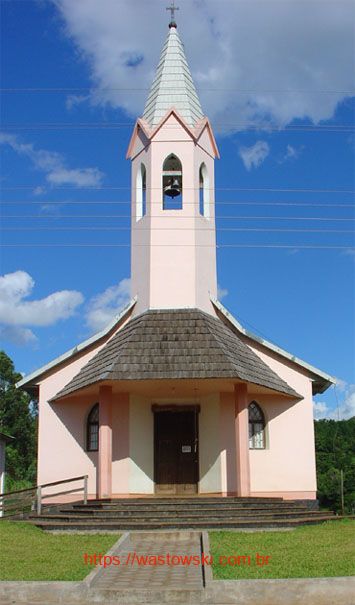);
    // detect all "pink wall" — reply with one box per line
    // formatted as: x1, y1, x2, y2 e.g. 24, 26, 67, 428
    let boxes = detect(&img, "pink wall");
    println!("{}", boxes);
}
130, 113, 217, 316
220, 393, 237, 494
36, 316, 132, 497
217, 334, 317, 499
248, 339, 317, 496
